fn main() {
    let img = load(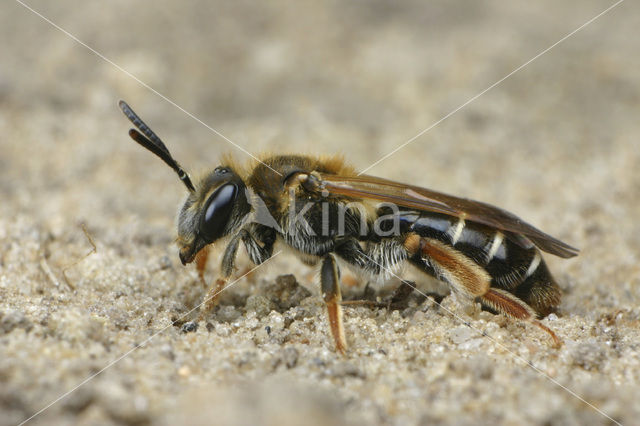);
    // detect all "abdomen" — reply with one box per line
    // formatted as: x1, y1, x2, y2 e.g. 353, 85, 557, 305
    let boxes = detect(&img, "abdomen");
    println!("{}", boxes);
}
400, 211, 561, 317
